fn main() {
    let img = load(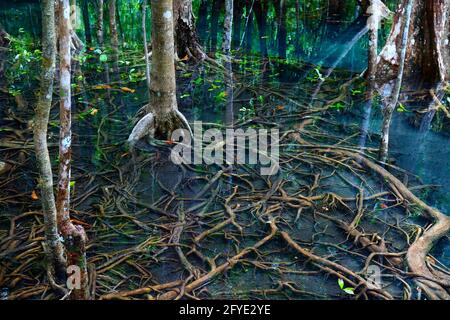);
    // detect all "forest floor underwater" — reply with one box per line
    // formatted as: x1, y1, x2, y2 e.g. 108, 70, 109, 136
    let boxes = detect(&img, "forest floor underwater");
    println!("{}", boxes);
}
0, 46, 450, 300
